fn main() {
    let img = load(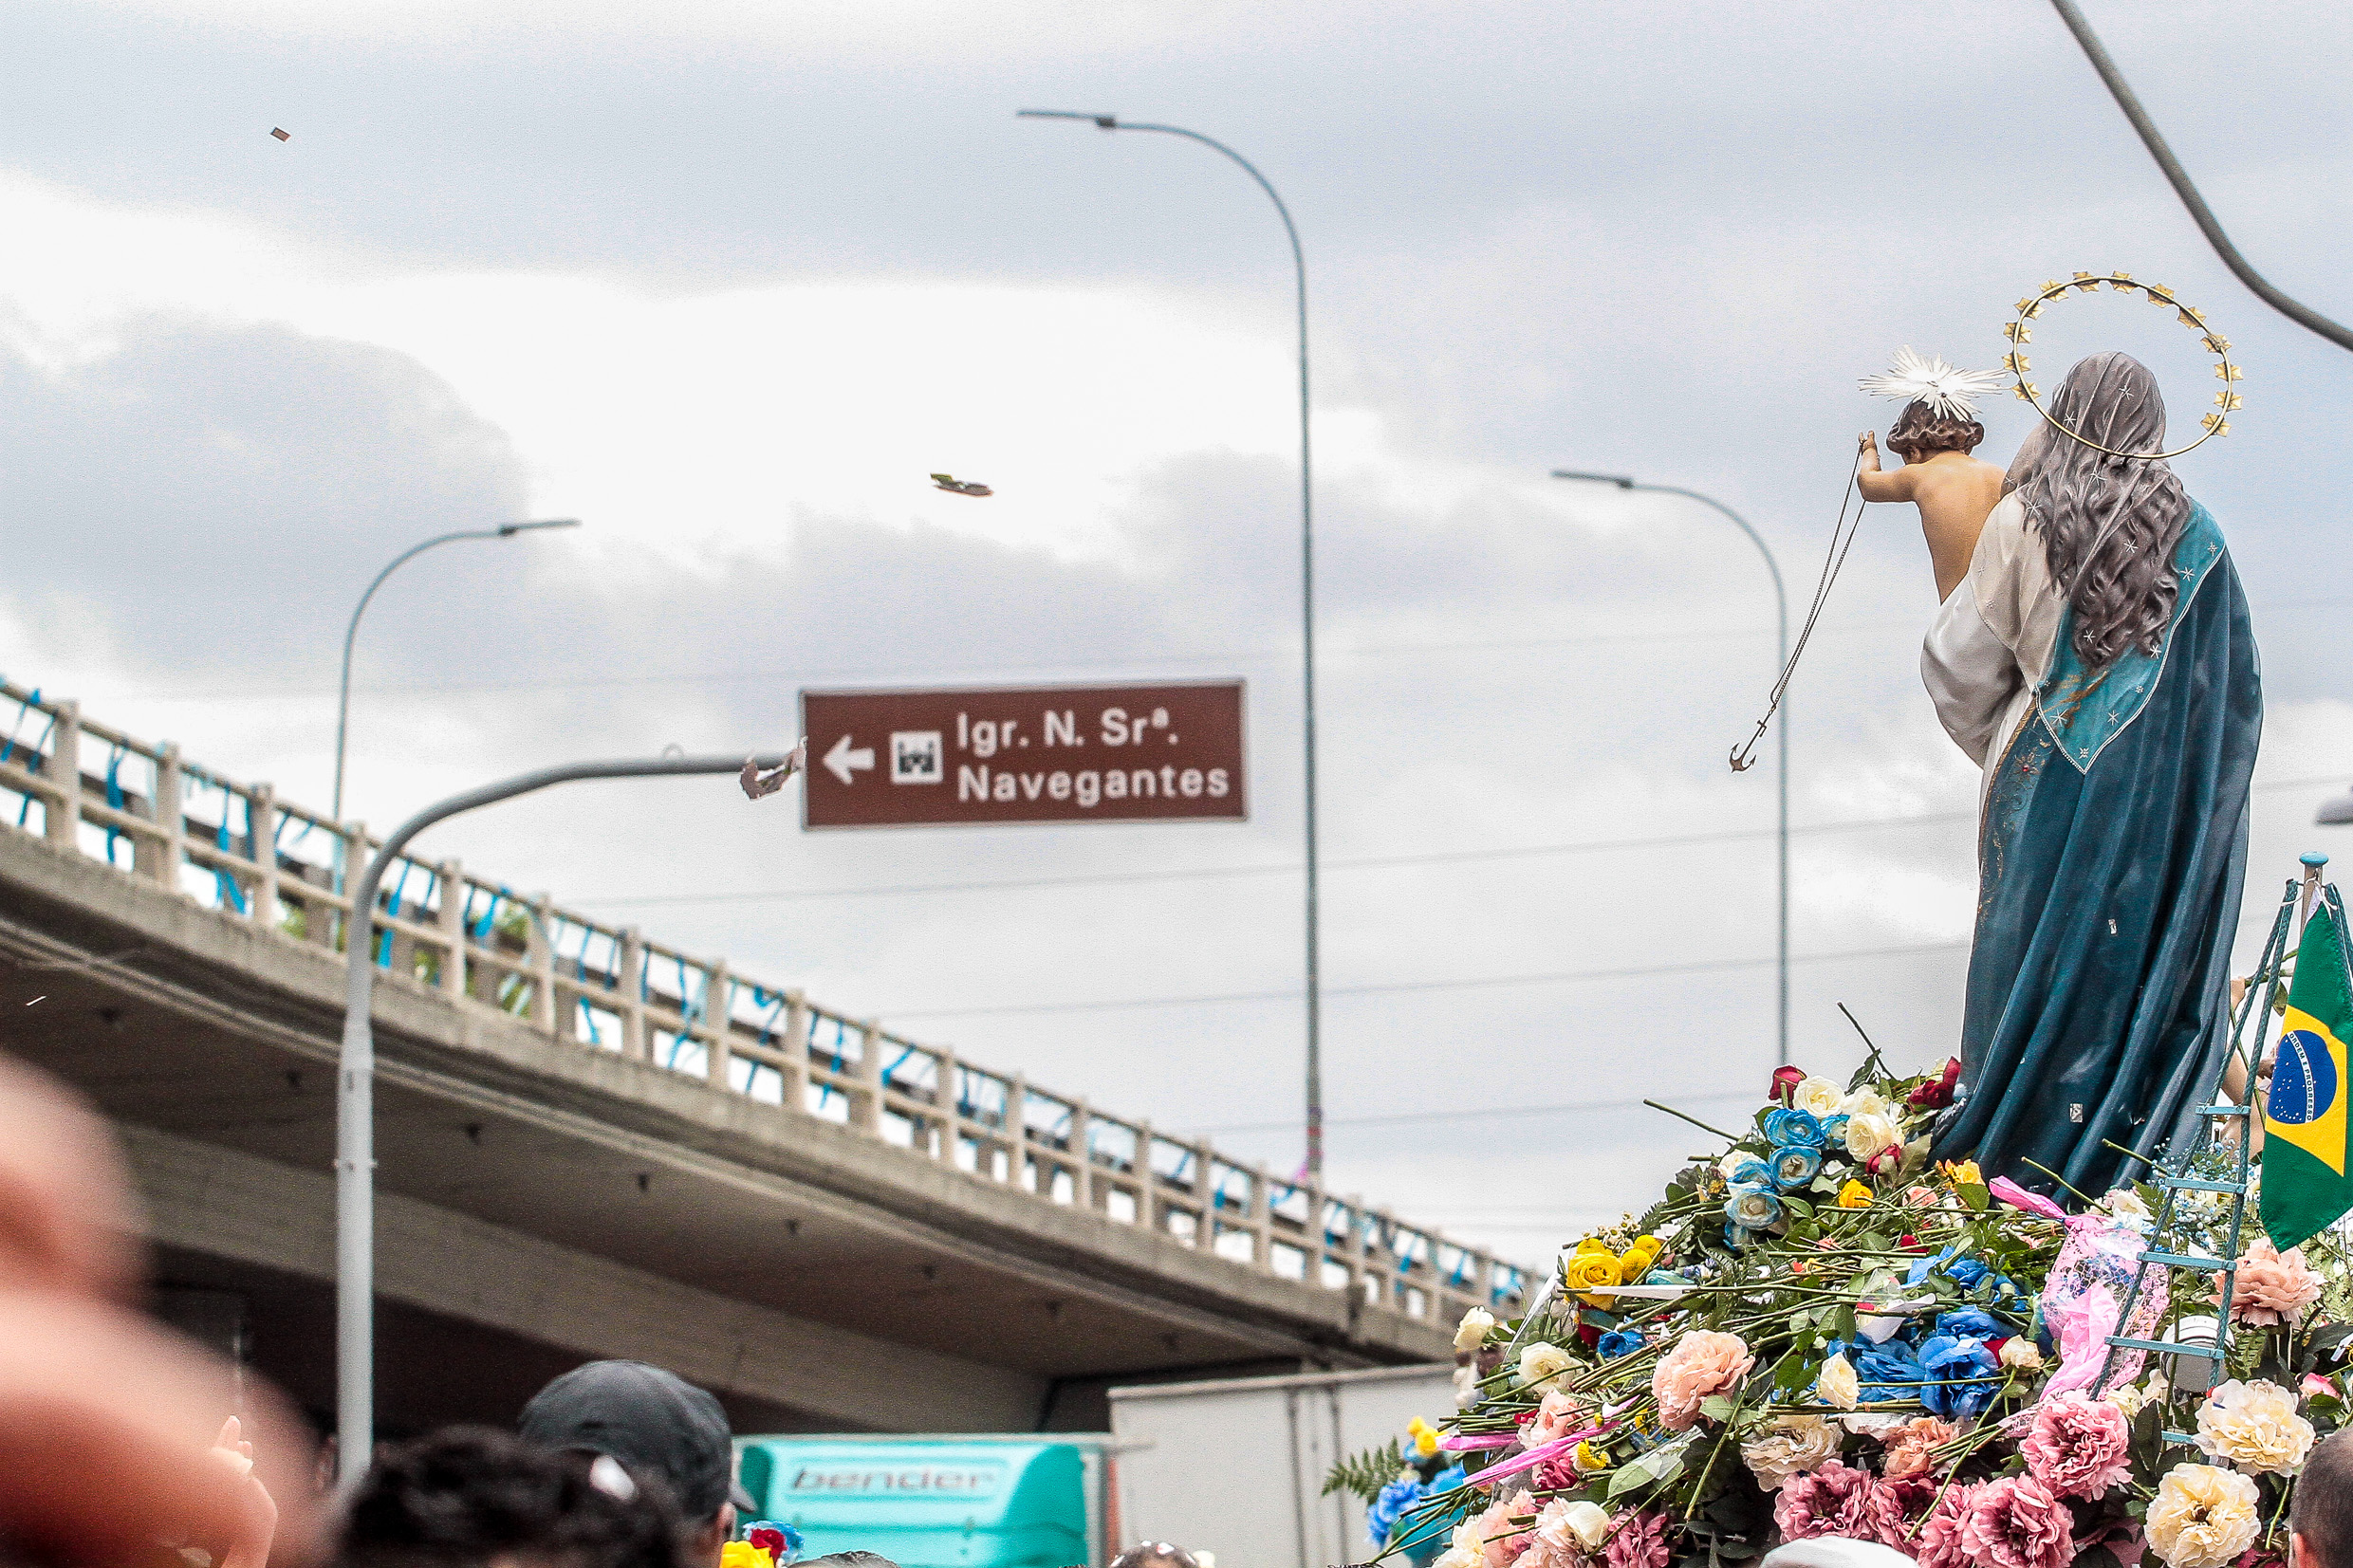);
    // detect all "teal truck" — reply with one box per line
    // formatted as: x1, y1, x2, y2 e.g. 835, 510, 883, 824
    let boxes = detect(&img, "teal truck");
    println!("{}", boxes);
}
734, 1434, 1115, 1568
